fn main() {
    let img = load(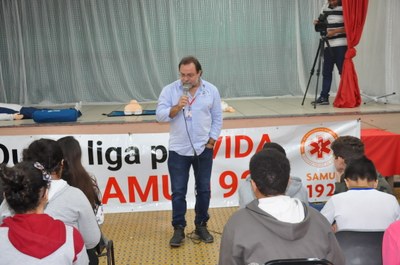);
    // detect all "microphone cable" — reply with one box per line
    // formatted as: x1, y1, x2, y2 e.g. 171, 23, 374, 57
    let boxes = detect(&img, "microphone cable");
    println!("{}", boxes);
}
182, 107, 197, 157
181, 86, 197, 157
